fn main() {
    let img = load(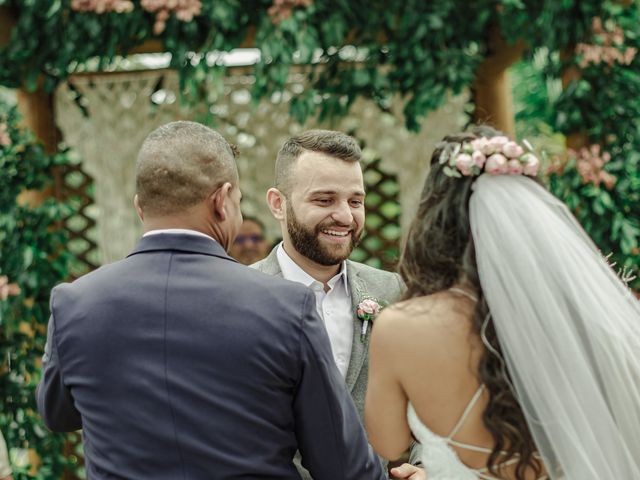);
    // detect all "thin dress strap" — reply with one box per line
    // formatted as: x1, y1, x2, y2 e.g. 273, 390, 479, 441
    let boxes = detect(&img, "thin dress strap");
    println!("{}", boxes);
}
449, 287, 479, 303
447, 384, 485, 441
443, 385, 548, 480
